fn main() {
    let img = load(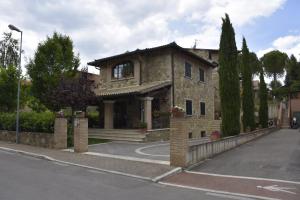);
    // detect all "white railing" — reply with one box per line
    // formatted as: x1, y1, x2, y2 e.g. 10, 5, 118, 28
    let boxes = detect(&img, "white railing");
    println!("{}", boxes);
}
187, 128, 277, 166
